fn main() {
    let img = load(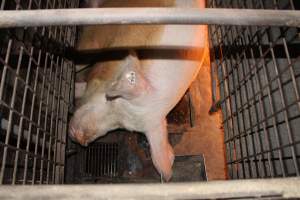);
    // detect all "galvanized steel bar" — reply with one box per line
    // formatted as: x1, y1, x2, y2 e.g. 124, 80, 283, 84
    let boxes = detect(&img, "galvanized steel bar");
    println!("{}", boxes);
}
0, 178, 299, 199
0, 8, 300, 28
